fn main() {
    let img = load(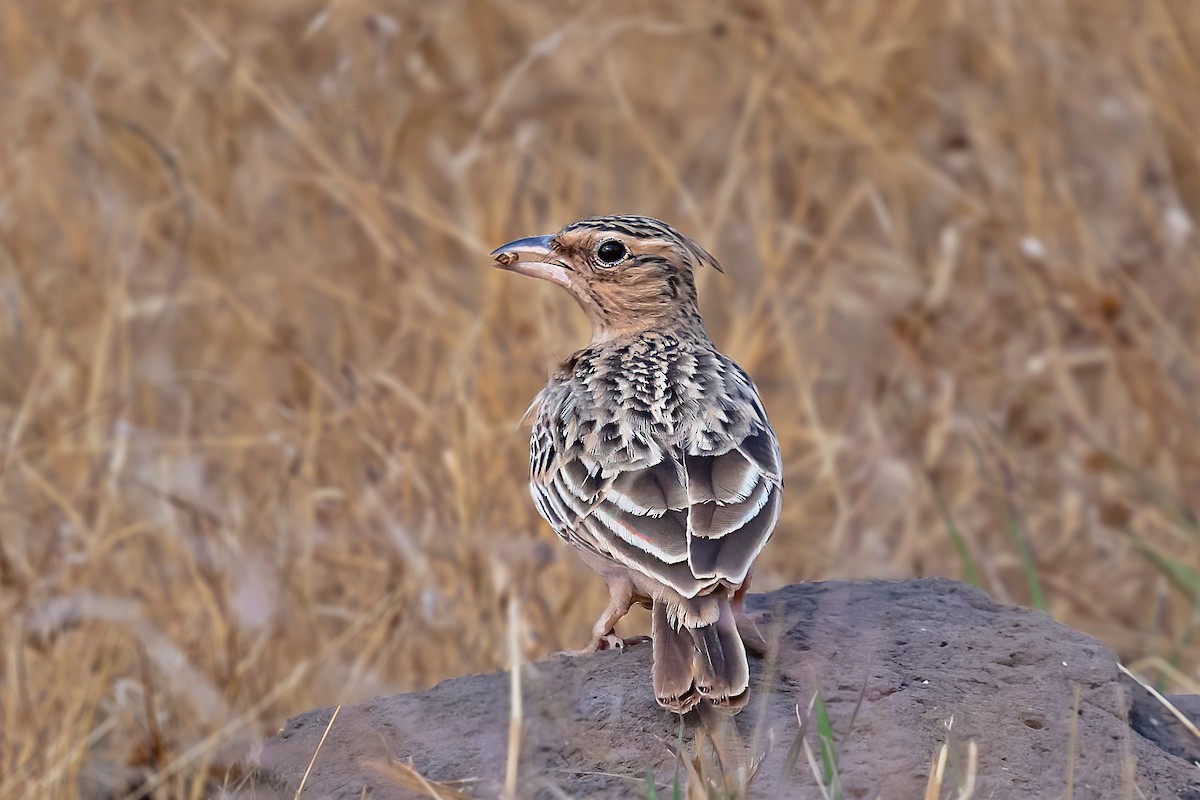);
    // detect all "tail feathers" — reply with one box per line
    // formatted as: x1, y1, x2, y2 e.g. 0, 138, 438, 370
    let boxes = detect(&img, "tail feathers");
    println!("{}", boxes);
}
652, 596, 749, 714
652, 601, 700, 713
690, 597, 749, 711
